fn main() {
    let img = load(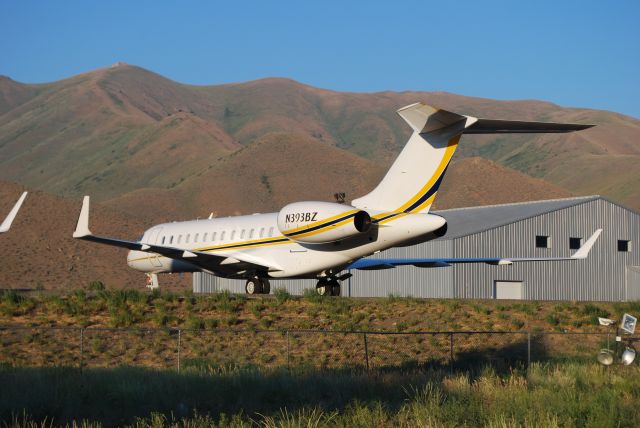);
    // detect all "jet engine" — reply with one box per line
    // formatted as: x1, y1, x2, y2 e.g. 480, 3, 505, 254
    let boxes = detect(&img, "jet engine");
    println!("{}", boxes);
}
277, 201, 372, 244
